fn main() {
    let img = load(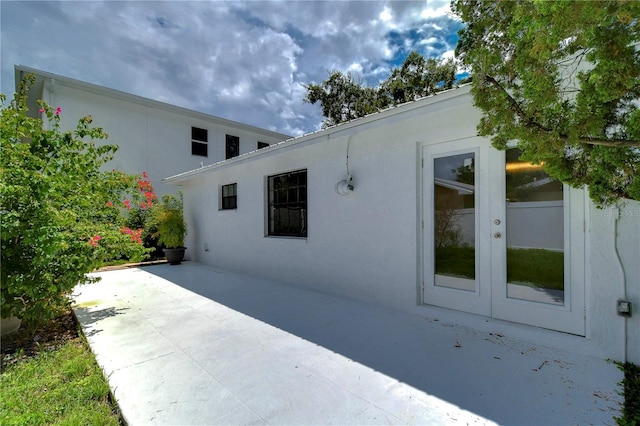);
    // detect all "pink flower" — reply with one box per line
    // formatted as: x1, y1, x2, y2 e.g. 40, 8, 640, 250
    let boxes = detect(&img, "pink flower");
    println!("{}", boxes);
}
39, 108, 45, 113
106, 201, 113, 208
89, 235, 102, 247
55, 107, 62, 115
142, 171, 148, 178
130, 229, 143, 244
123, 199, 131, 210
